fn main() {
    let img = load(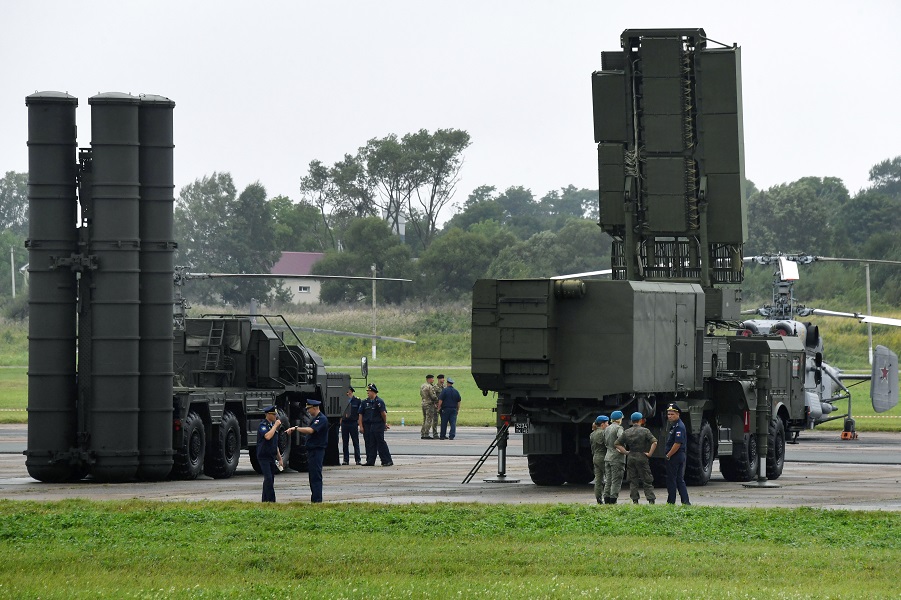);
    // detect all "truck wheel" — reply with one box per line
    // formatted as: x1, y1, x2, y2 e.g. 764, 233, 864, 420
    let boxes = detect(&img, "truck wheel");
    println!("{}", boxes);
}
203, 410, 241, 479
528, 455, 567, 486
719, 433, 758, 482
685, 419, 714, 486
564, 454, 594, 485
275, 408, 291, 474
766, 418, 786, 480
172, 411, 206, 480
